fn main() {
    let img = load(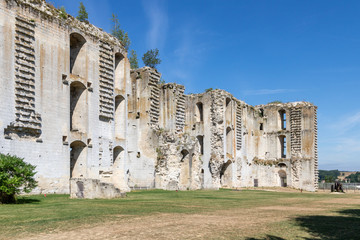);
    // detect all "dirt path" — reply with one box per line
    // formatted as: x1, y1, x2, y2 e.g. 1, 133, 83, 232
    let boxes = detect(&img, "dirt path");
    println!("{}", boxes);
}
19, 205, 324, 240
